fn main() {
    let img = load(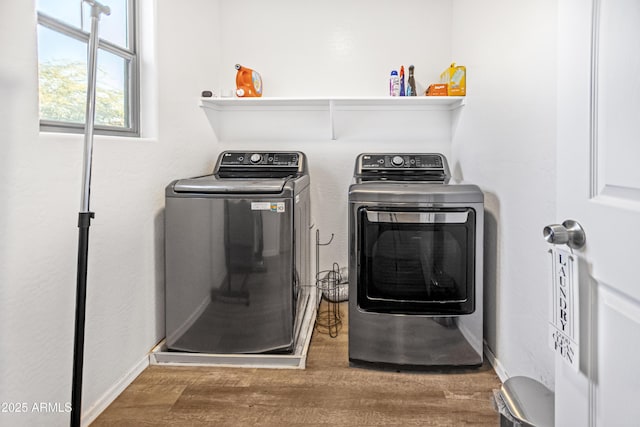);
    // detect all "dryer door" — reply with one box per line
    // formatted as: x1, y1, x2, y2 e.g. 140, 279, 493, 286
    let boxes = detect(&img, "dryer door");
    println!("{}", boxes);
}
357, 207, 476, 315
